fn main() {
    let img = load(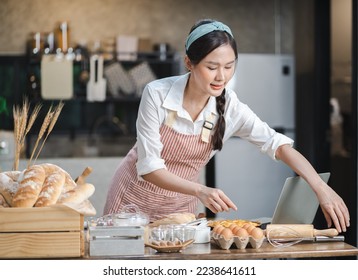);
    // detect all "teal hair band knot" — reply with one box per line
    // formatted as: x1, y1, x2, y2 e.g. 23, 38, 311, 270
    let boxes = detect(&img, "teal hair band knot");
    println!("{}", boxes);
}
185, 21, 234, 51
